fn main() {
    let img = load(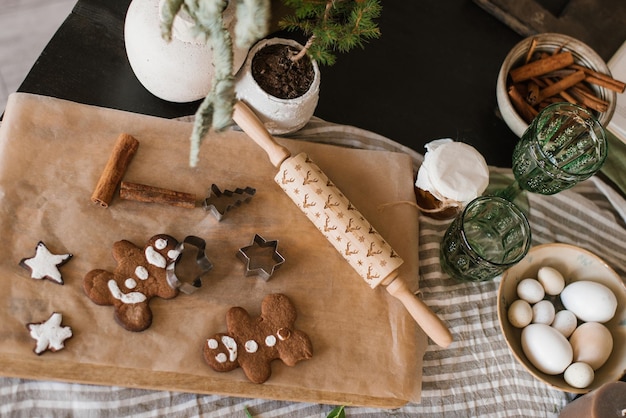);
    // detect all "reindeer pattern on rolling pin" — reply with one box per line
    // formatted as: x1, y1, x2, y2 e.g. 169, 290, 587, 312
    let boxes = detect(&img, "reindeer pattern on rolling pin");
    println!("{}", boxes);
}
275, 153, 404, 288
